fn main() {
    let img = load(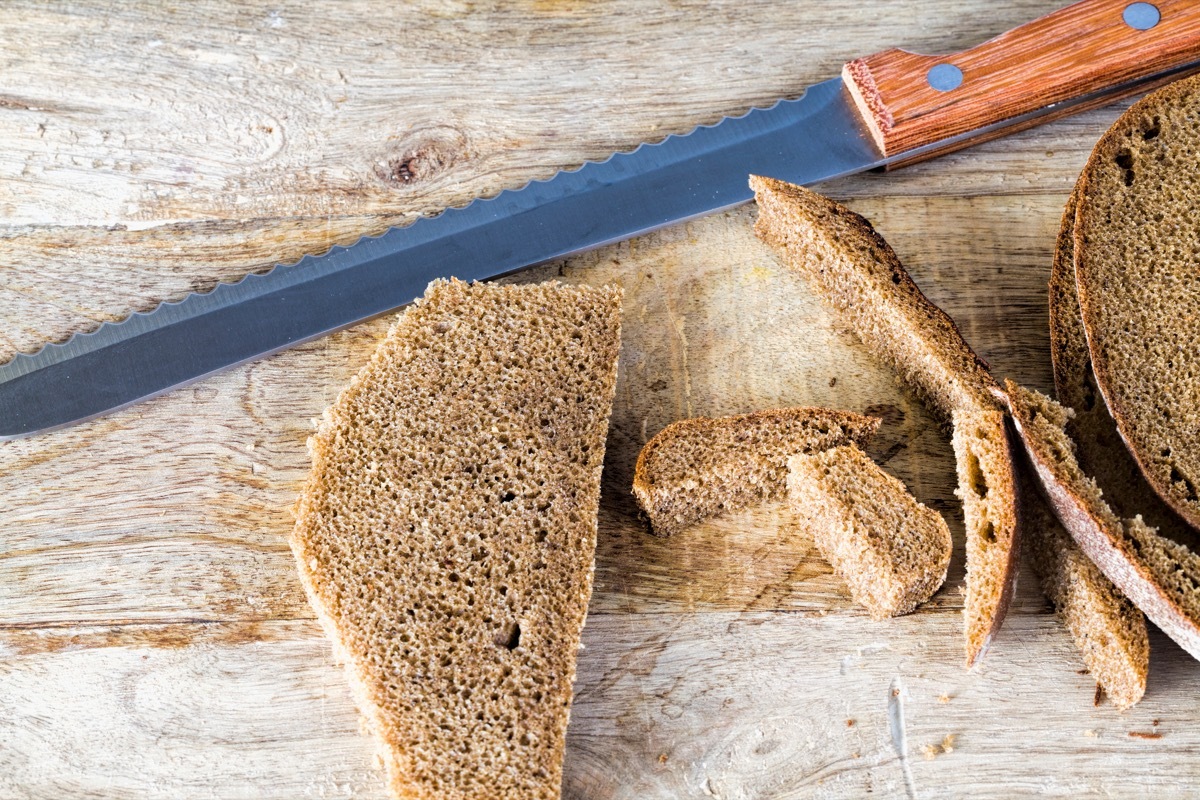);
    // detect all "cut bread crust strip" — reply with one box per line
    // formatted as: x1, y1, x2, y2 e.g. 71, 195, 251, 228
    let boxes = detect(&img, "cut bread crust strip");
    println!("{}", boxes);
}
750, 174, 1019, 667
950, 404, 1023, 666
1010, 412, 1148, 709
1001, 380, 1200, 663
632, 407, 881, 537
